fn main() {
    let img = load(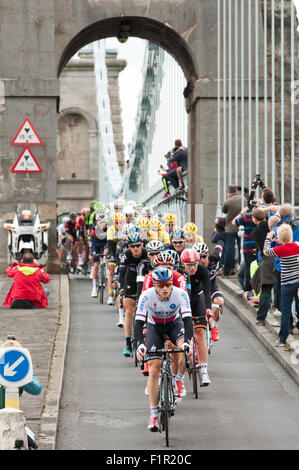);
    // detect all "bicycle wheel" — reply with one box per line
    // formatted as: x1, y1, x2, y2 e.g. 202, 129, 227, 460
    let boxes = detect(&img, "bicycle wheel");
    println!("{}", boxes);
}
163, 373, 170, 447
99, 263, 105, 304
192, 344, 199, 399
